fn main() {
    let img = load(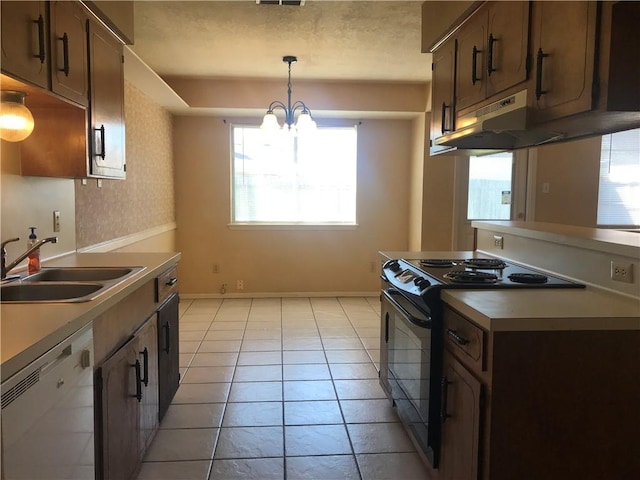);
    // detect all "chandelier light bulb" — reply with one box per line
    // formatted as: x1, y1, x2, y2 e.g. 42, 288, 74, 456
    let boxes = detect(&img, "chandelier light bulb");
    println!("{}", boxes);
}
260, 111, 280, 130
296, 112, 316, 131
0, 91, 35, 142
